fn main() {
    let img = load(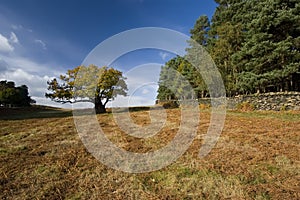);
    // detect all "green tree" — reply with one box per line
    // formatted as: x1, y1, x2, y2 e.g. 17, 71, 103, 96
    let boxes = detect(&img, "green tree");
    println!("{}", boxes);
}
210, 22, 244, 96
190, 15, 211, 47
0, 80, 32, 107
233, 0, 300, 93
185, 15, 211, 98
157, 56, 207, 101
157, 57, 181, 101
207, 0, 247, 96
46, 65, 128, 113
14, 85, 31, 106
158, 0, 300, 99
